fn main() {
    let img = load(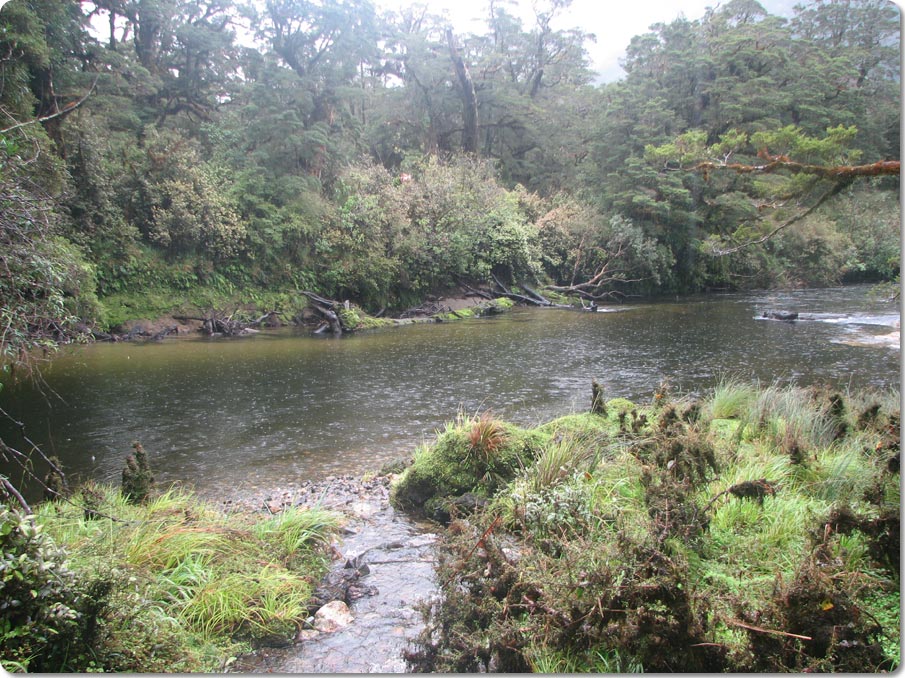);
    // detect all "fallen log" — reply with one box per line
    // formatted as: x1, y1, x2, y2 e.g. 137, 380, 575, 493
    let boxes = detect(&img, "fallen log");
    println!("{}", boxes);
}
150, 325, 178, 341
491, 274, 572, 308
519, 284, 555, 306
459, 282, 494, 300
